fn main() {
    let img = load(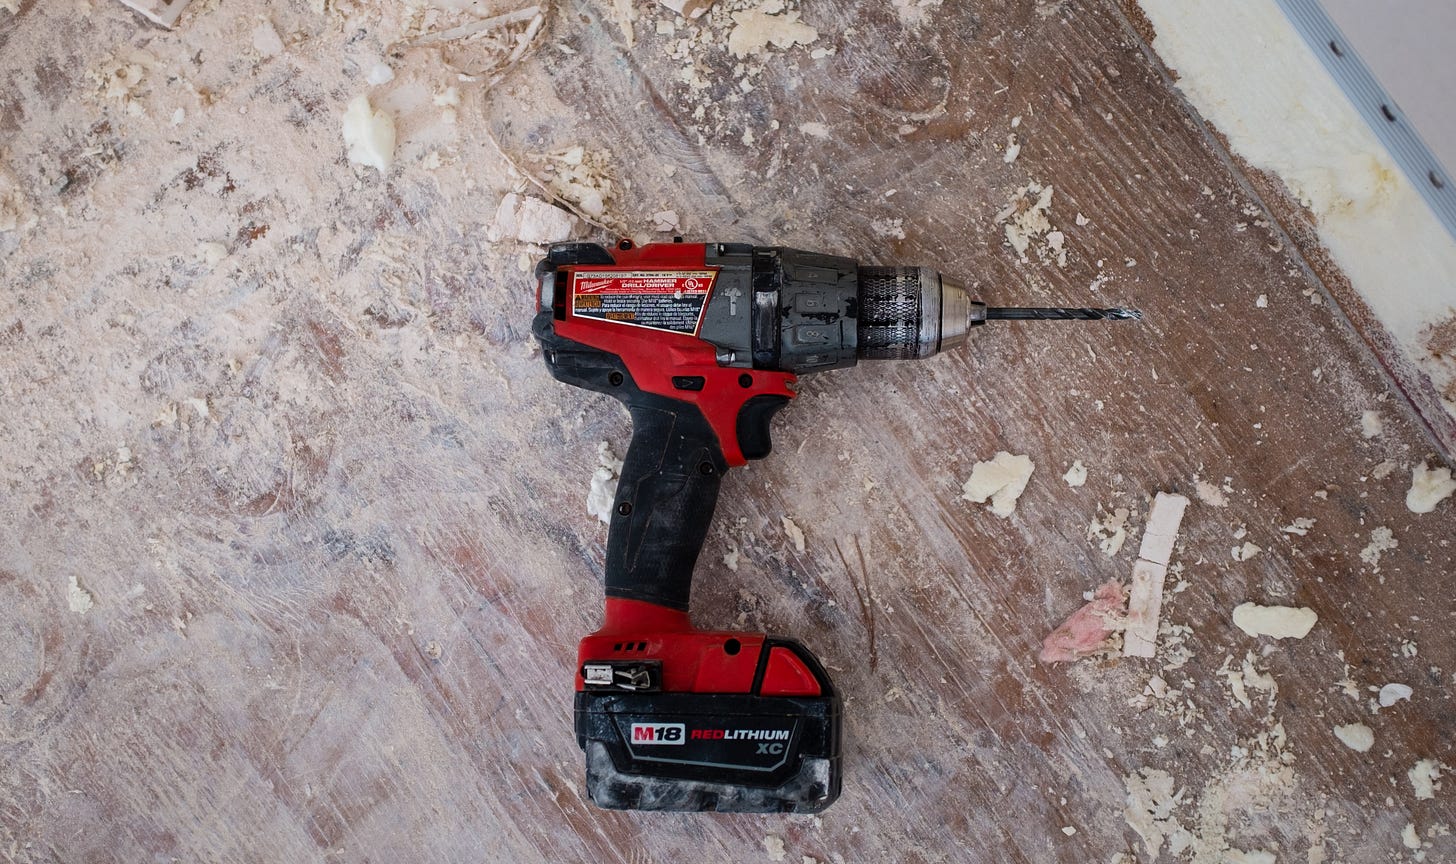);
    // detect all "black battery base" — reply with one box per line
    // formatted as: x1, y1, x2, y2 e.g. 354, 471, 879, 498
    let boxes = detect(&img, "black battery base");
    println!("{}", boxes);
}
575, 689, 842, 813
